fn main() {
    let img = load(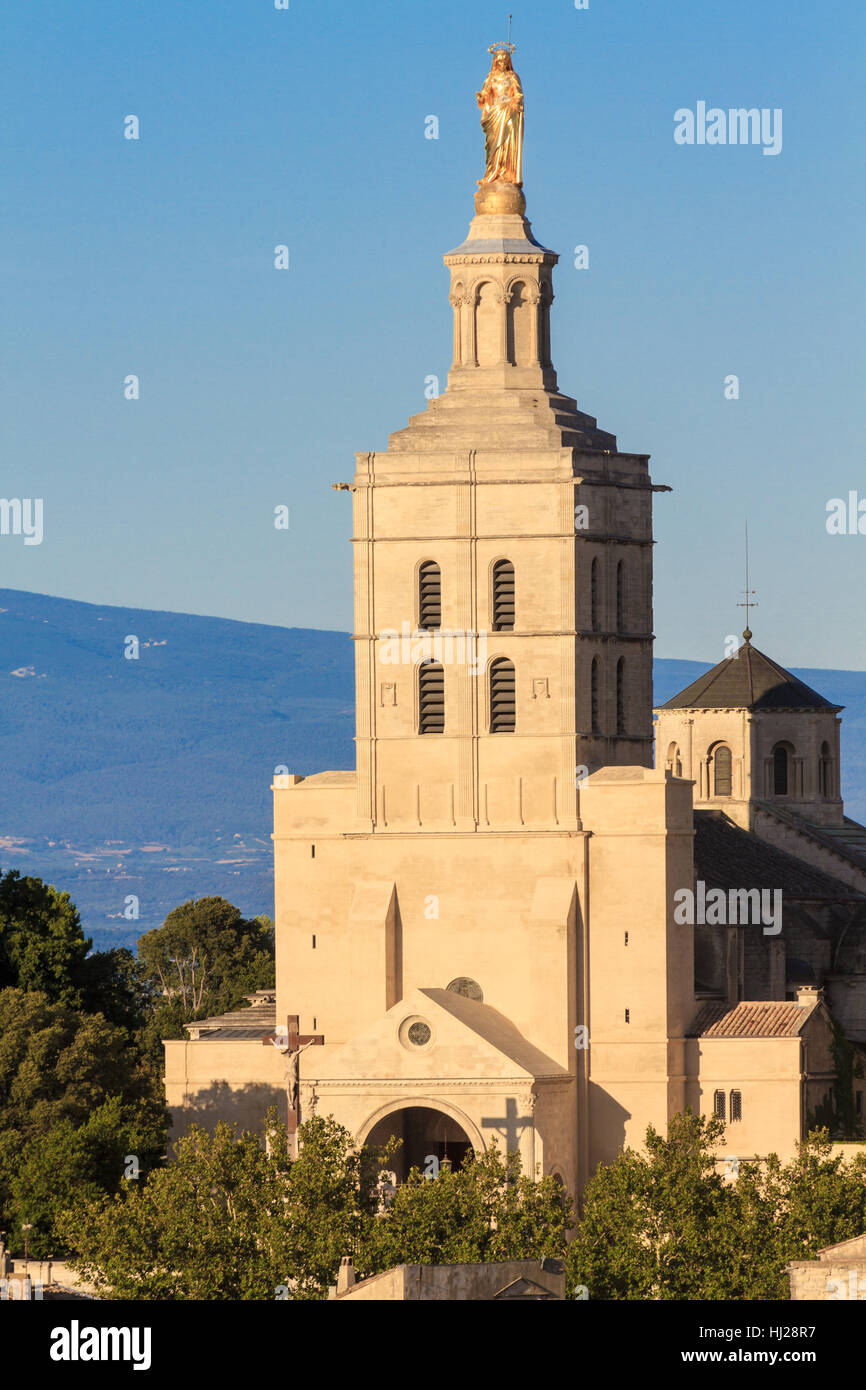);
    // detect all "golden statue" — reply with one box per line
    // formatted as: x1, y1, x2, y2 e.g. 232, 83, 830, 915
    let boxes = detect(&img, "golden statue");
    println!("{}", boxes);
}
476, 45, 524, 189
